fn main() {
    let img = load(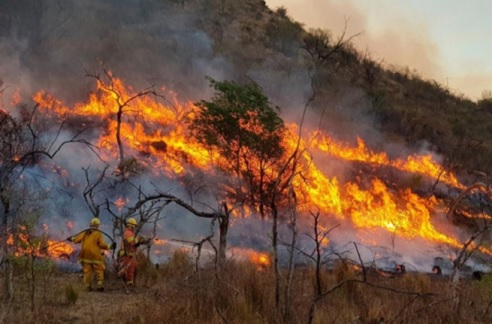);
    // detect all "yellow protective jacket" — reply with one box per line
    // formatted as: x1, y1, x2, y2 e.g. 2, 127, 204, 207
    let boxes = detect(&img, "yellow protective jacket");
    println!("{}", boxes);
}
71, 229, 111, 264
